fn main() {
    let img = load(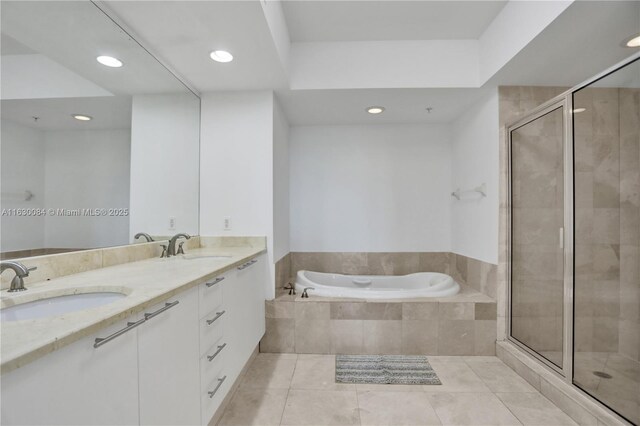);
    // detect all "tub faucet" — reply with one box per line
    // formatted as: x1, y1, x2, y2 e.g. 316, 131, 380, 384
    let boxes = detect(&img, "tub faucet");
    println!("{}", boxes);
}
1, 261, 37, 292
134, 232, 154, 242
301, 287, 314, 298
283, 283, 296, 295
167, 233, 191, 257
